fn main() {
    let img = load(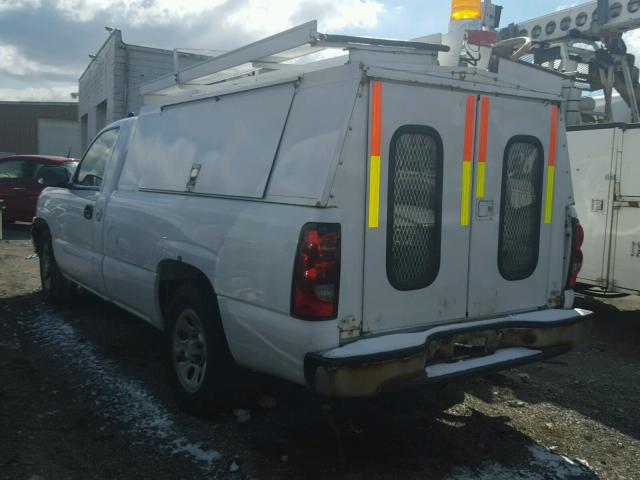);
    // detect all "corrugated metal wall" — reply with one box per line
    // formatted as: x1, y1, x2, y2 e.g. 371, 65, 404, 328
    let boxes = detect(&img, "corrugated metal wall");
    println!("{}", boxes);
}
0, 102, 78, 155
